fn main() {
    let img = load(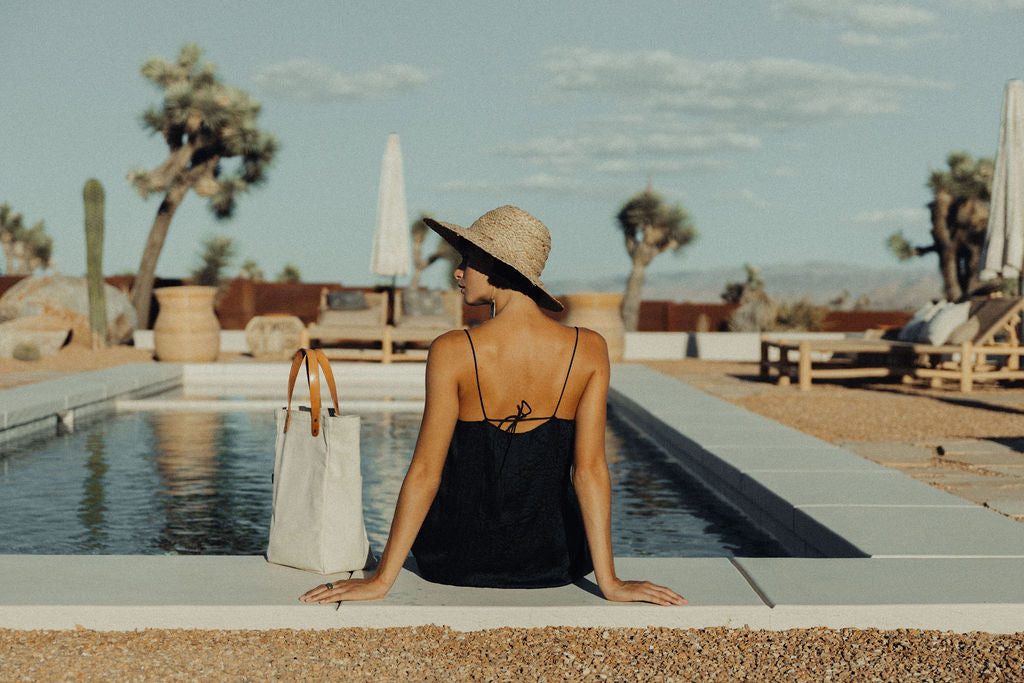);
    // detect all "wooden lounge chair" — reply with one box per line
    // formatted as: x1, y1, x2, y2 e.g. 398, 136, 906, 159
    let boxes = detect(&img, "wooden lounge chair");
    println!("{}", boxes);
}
304, 289, 393, 362
760, 295, 1024, 392
389, 288, 463, 361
